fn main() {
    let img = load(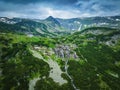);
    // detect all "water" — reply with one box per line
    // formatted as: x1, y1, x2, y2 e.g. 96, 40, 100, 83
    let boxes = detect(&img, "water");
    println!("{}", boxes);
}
64, 59, 79, 90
